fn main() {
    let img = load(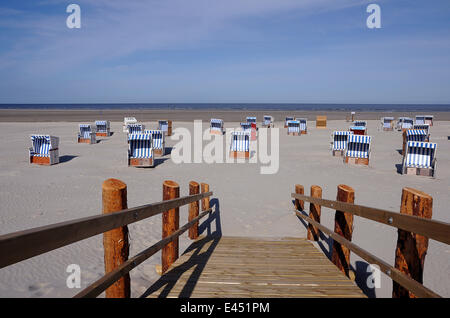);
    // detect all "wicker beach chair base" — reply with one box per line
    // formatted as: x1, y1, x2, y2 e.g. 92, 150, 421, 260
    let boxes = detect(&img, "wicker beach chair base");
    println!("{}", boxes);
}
345, 157, 369, 166
287, 132, 301, 136
128, 158, 154, 167
332, 150, 344, 157
405, 167, 433, 177
153, 149, 165, 157
229, 151, 249, 159
78, 138, 95, 144
301, 131, 307, 135
210, 130, 223, 135
96, 132, 109, 137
